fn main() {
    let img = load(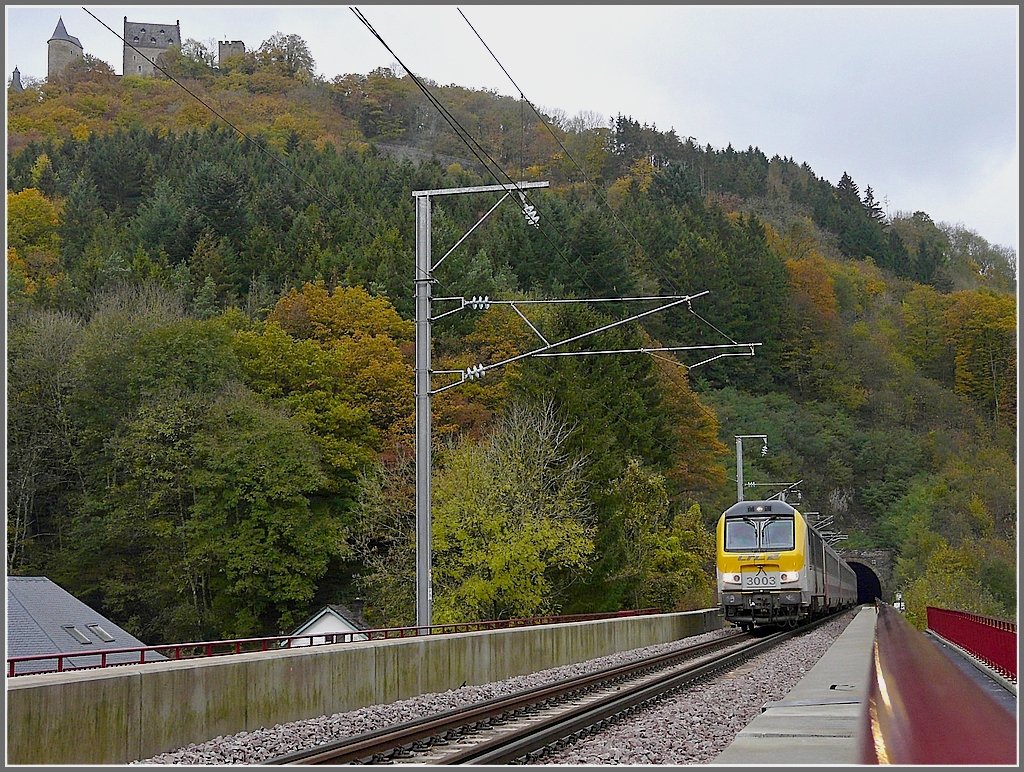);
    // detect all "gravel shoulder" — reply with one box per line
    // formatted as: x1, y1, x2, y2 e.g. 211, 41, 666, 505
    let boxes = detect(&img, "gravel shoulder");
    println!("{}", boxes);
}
136, 613, 854, 765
